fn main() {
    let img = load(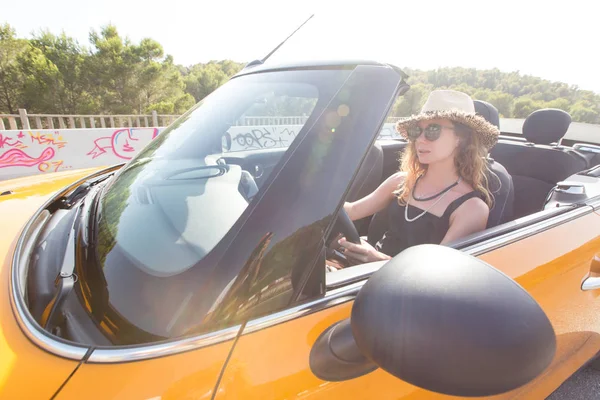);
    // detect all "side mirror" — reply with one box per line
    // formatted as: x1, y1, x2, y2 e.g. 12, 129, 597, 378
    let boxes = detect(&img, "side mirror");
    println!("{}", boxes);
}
310, 244, 556, 397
